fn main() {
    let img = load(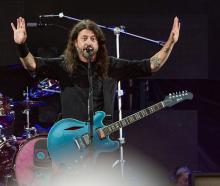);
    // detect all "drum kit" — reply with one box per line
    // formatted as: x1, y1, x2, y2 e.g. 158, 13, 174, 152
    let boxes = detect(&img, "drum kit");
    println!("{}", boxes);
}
0, 78, 60, 186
